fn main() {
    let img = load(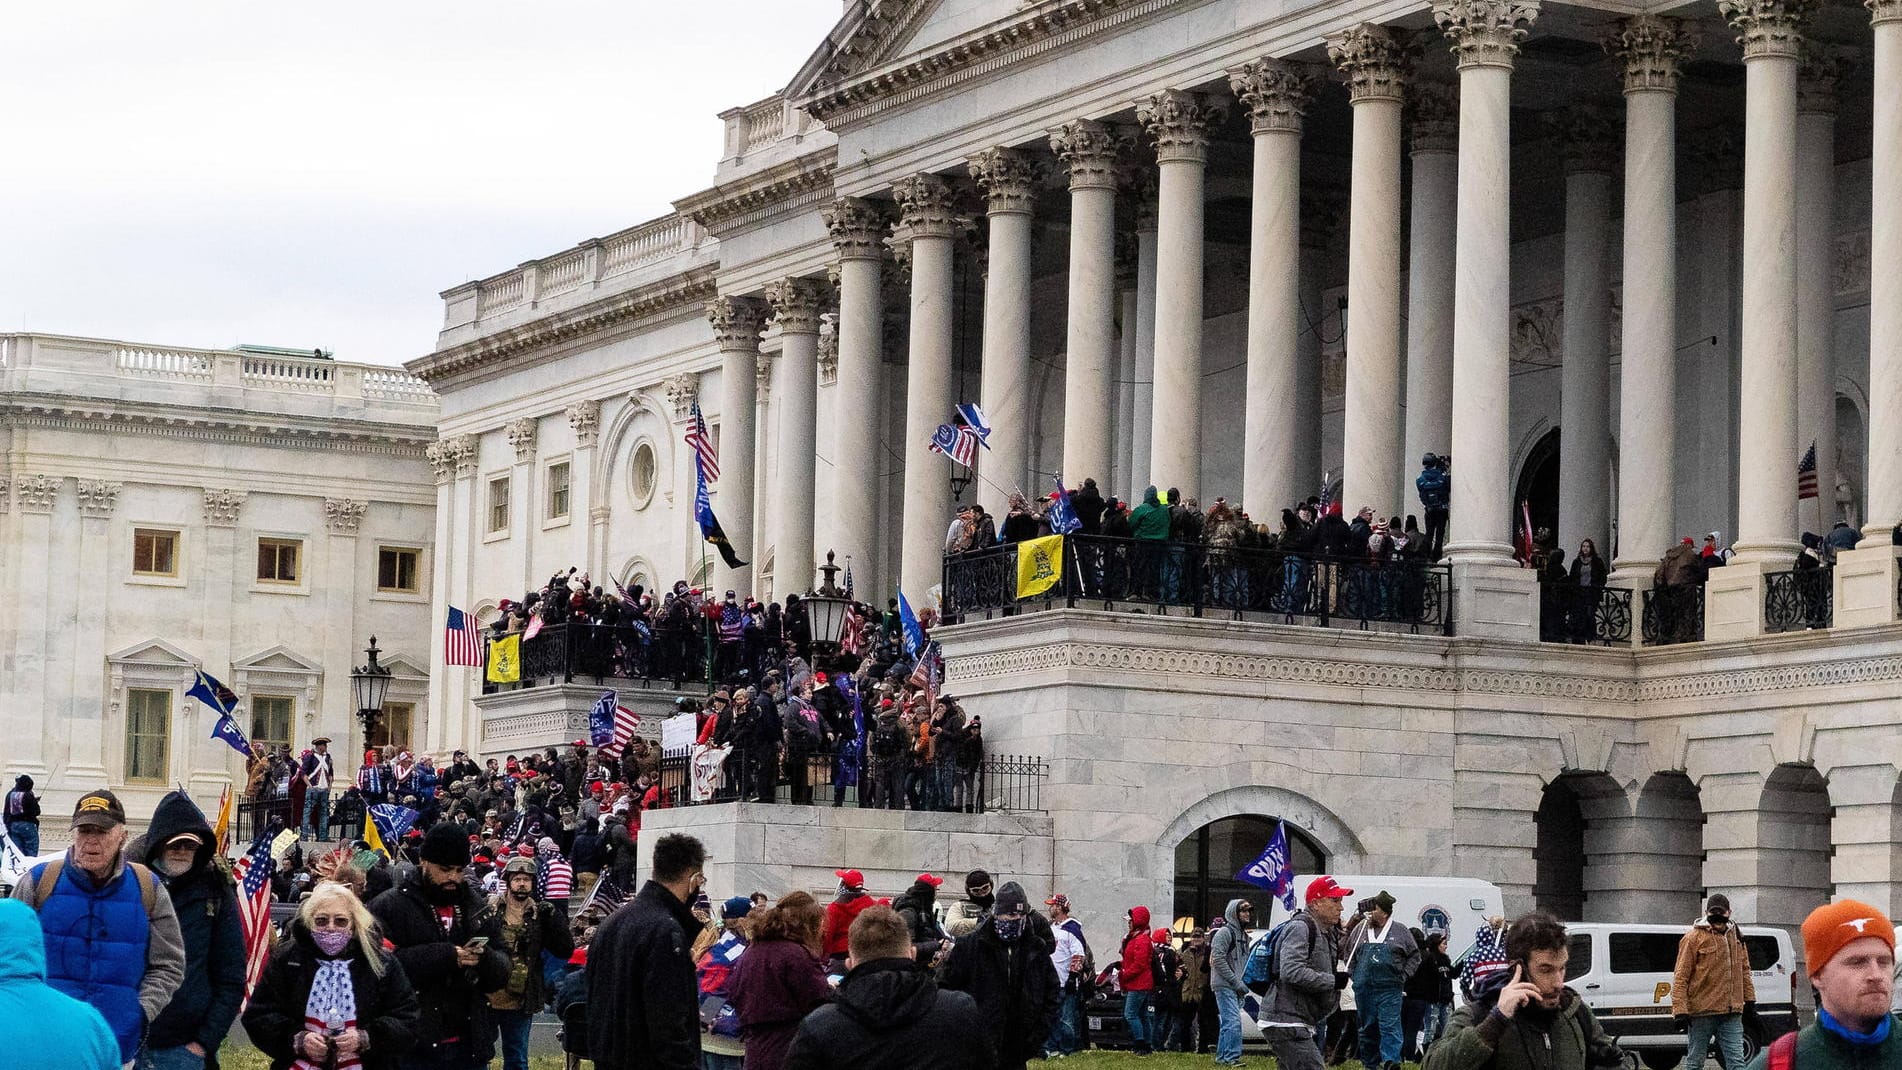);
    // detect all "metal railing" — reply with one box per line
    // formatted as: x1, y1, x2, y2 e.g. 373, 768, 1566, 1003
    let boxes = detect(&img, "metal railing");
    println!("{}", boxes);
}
1538, 583, 1633, 645
481, 621, 713, 693
233, 792, 364, 845
942, 534, 1452, 635
653, 744, 1045, 814
1764, 567, 1833, 632
1641, 584, 1706, 646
